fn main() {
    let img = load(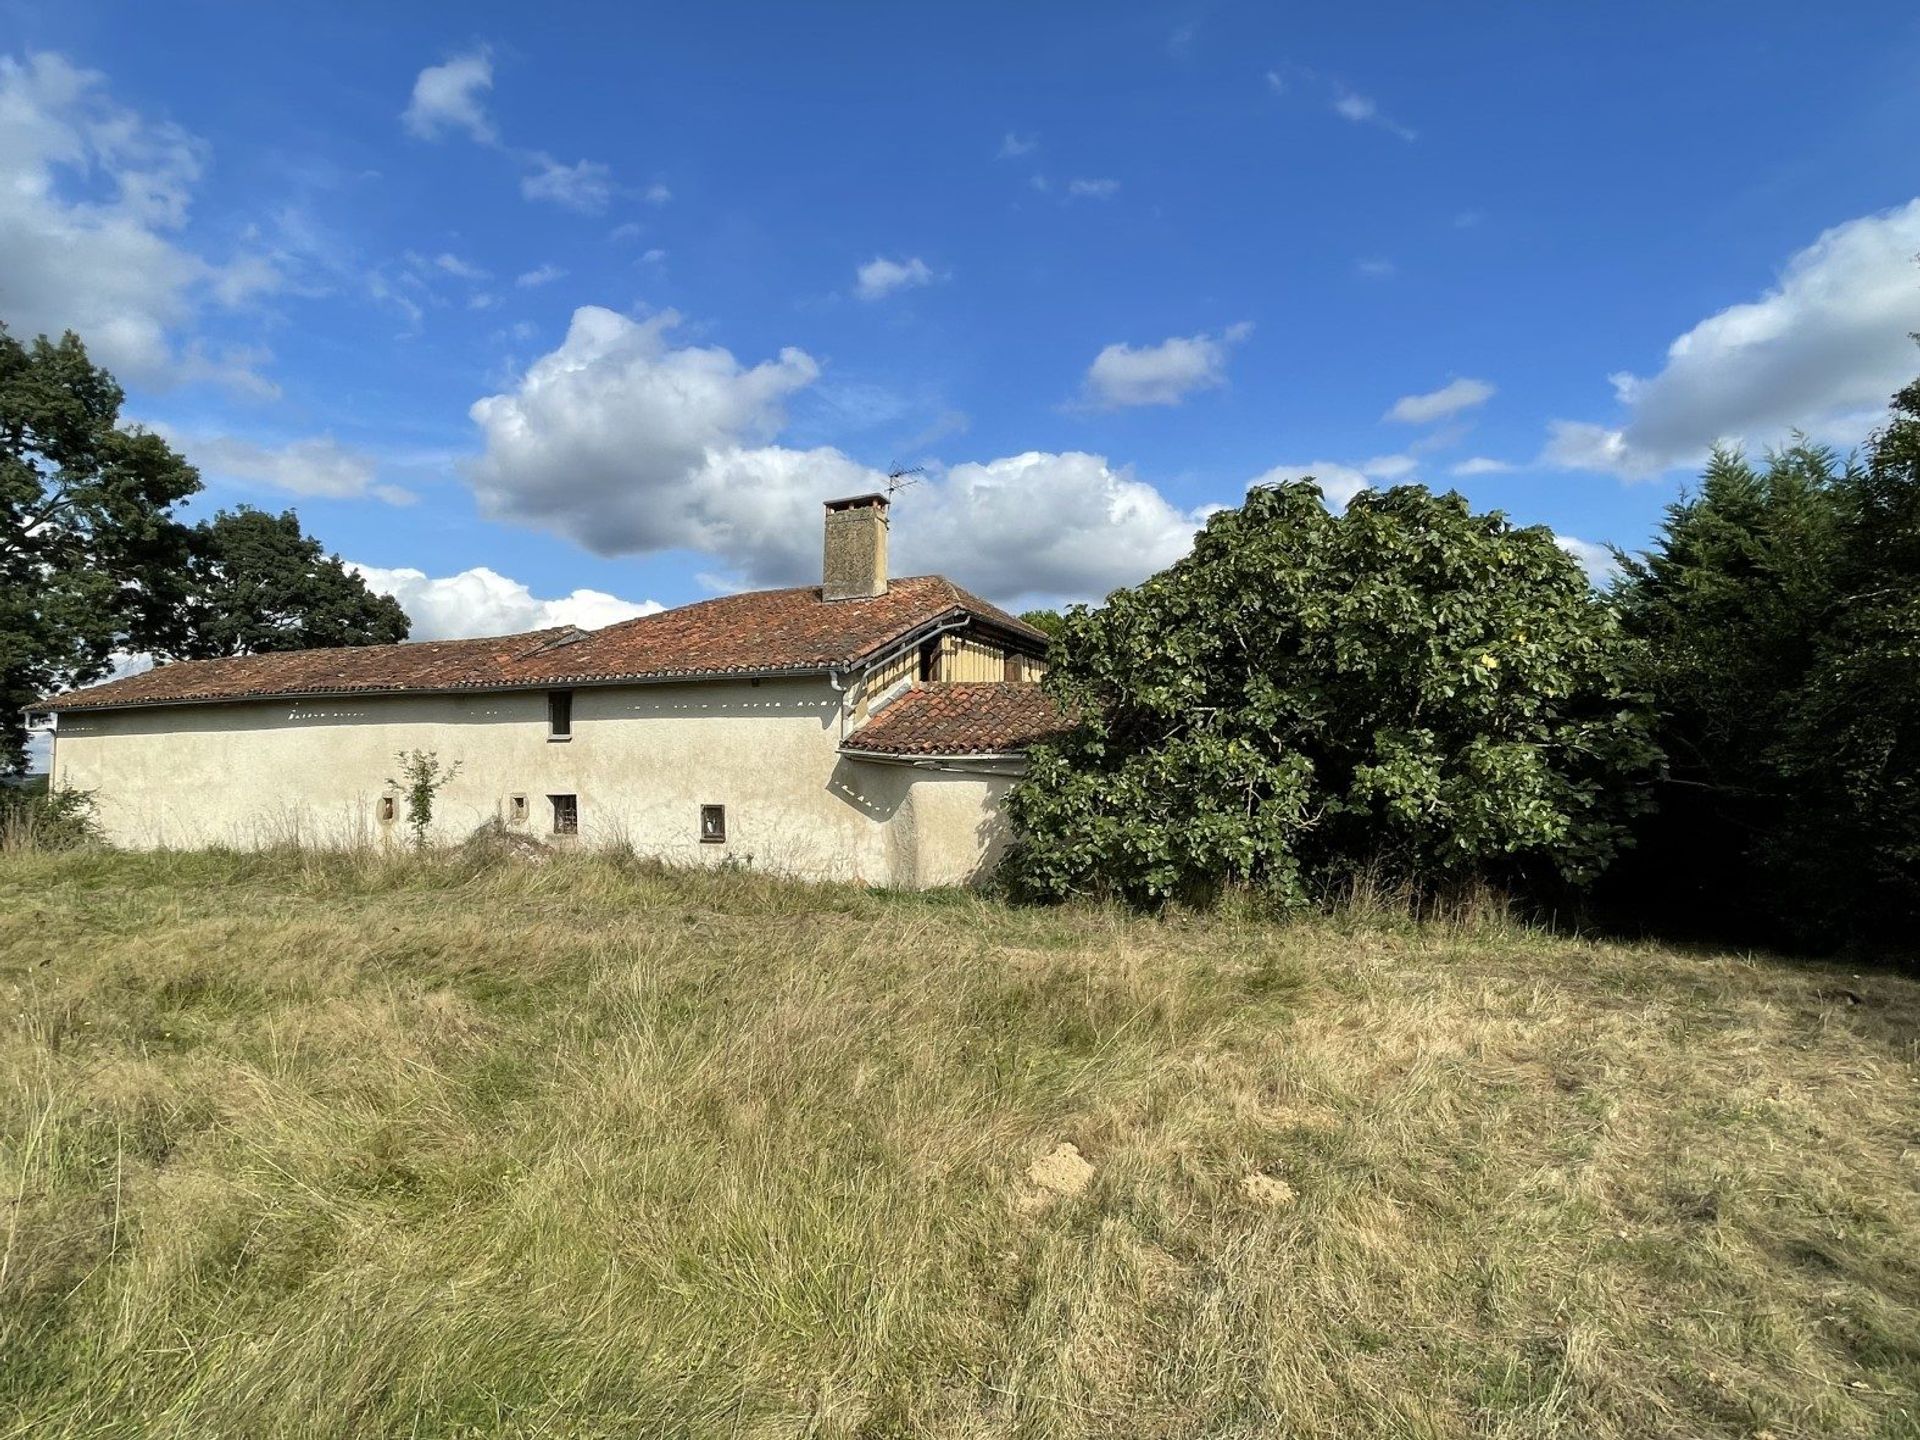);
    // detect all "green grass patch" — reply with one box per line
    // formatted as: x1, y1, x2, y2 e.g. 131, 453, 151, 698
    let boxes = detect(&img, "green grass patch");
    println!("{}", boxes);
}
2, 848, 1917, 1437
